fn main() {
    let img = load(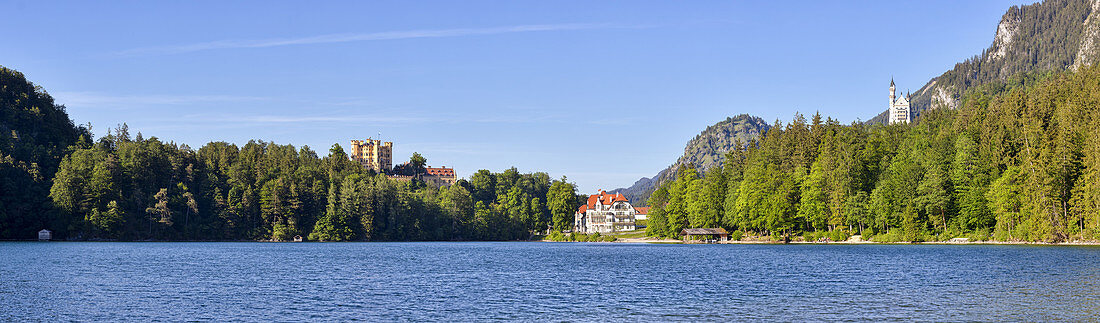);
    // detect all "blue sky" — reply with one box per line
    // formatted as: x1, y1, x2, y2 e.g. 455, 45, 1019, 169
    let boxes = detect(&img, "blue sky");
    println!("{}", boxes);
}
1, 0, 1033, 193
